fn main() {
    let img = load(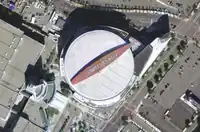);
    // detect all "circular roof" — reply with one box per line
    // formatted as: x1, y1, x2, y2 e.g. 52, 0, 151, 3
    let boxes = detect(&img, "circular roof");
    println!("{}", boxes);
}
64, 30, 135, 100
